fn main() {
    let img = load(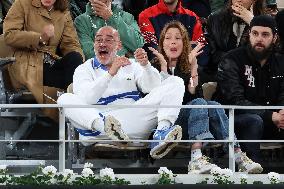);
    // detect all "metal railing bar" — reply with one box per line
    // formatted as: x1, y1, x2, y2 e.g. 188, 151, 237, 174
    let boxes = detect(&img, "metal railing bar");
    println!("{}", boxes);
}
1, 139, 283, 143
1, 104, 284, 109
